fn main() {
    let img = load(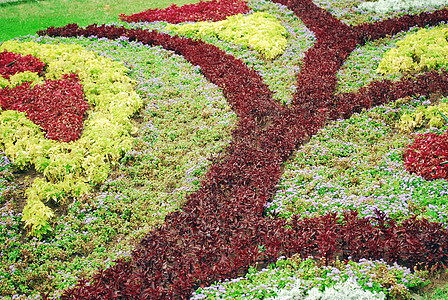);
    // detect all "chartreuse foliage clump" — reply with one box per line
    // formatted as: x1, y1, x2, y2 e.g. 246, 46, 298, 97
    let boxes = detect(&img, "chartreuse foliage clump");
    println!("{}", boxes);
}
191, 256, 426, 299
377, 25, 448, 75
398, 96, 448, 132
0, 71, 44, 89
167, 11, 288, 59
0, 41, 142, 238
